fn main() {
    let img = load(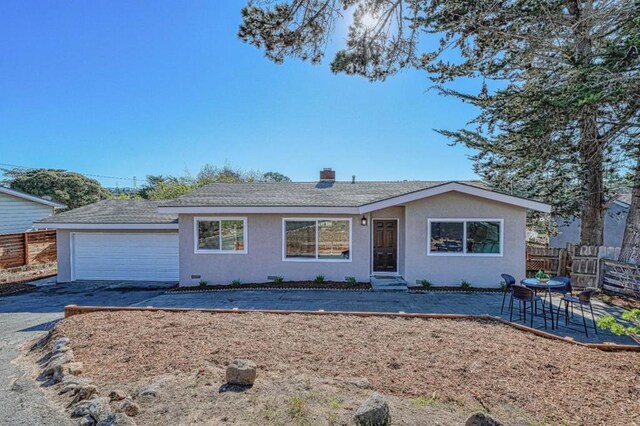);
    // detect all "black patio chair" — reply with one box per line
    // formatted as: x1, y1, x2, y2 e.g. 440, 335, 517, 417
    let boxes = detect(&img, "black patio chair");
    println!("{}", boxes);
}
500, 273, 516, 314
510, 284, 547, 329
556, 288, 598, 337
